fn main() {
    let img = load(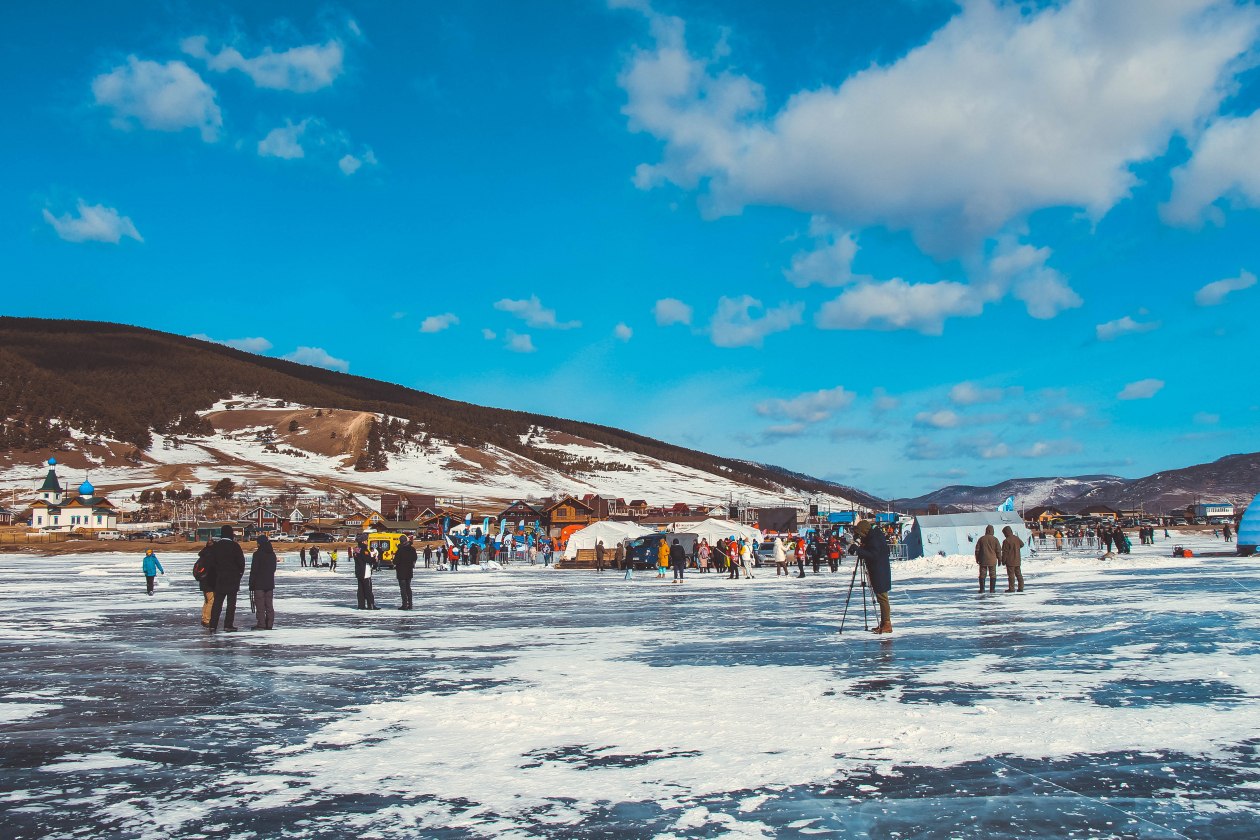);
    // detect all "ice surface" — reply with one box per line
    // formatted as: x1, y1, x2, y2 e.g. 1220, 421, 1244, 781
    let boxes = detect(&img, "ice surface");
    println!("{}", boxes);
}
1, 532, 1259, 837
